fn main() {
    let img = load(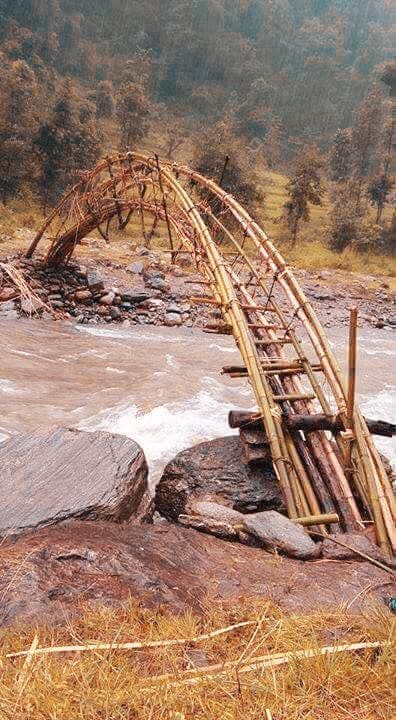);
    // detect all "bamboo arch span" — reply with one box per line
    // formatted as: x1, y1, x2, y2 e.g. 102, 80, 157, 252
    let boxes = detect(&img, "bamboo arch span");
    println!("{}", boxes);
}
27, 152, 396, 555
